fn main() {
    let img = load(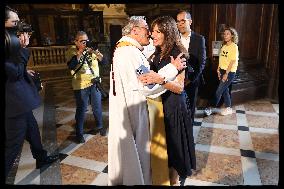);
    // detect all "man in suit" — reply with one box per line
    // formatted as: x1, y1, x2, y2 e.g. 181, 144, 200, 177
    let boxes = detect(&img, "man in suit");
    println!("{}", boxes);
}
5, 6, 59, 179
177, 10, 207, 124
